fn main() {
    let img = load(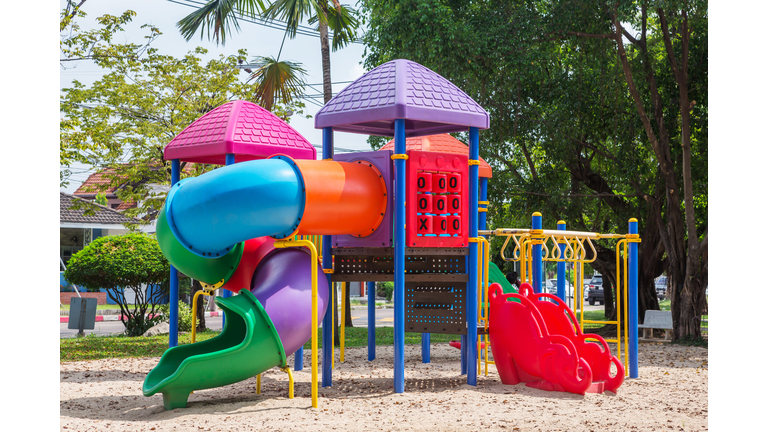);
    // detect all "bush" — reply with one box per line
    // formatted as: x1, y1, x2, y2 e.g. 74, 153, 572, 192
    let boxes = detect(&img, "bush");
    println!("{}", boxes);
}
157, 301, 199, 332
64, 233, 170, 336
377, 281, 394, 301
